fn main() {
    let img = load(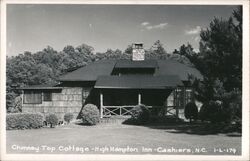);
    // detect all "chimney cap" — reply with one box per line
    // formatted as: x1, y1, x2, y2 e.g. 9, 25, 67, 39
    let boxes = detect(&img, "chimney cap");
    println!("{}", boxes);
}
132, 43, 144, 49
132, 42, 144, 45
